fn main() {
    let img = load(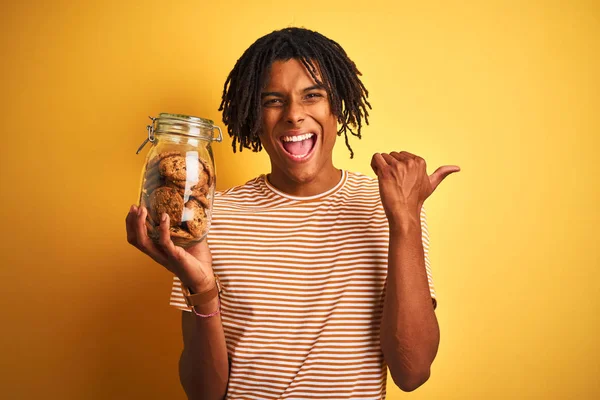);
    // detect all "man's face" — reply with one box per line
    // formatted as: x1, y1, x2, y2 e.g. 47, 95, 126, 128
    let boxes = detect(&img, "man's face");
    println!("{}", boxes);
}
259, 58, 338, 185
